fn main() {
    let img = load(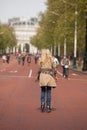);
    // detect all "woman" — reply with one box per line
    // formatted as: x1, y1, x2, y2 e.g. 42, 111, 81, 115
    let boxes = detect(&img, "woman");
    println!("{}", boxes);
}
38, 49, 57, 113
